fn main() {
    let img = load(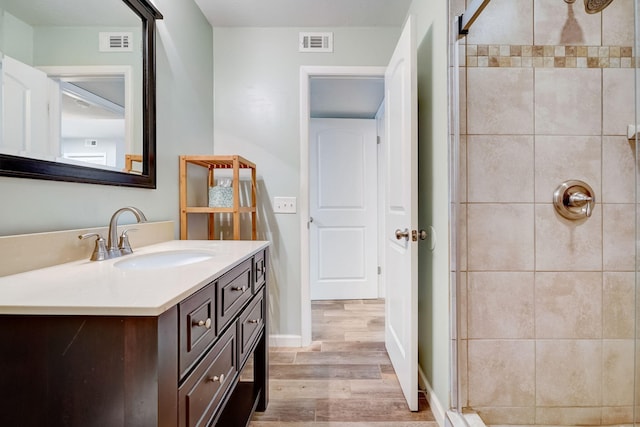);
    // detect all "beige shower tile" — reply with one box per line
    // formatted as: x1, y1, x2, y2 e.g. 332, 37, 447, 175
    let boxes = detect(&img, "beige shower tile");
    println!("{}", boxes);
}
535, 407, 601, 425
459, 44, 466, 67
535, 205, 602, 271
536, 340, 602, 406
468, 340, 535, 407
602, 406, 634, 424
457, 272, 468, 339
534, 0, 601, 45
603, 69, 635, 136
450, 0, 466, 18
603, 339, 634, 406
459, 68, 467, 136
603, 272, 635, 339
467, 0, 533, 45
473, 407, 535, 425
458, 203, 467, 271
602, 136, 636, 203
458, 136, 467, 204
603, 204, 635, 271
468, 204, 534, 271
538, 203, 599, 259
468, 272, 534, 339
534, 272, 602, 339
457, 338, 469, 408
535, 68, 601, 136
467, 68, 534, 135
534, 135, 601, 203
603, 0, 634, 46
467, 135, 534, 203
